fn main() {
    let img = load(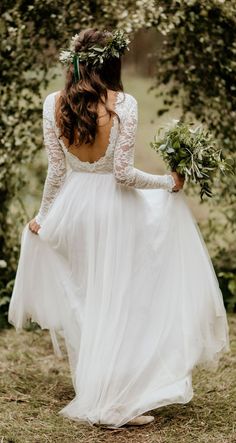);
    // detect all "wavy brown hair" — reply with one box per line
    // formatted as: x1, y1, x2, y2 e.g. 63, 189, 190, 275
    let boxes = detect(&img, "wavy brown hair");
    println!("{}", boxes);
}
55, 28, 124, 147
